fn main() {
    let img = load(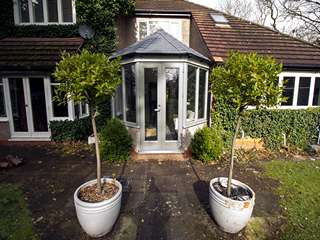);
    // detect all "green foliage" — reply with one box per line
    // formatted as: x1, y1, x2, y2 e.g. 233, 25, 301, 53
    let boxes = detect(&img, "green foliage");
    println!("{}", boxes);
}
100, 118, 133, 162
50, 118, 92, 142
191, 126, 223, 162
264, 160, 320, 240
53, 49, 122, 110
0, 184, 38, 240
213, 100, 320, 149
211, 51, 284, 111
